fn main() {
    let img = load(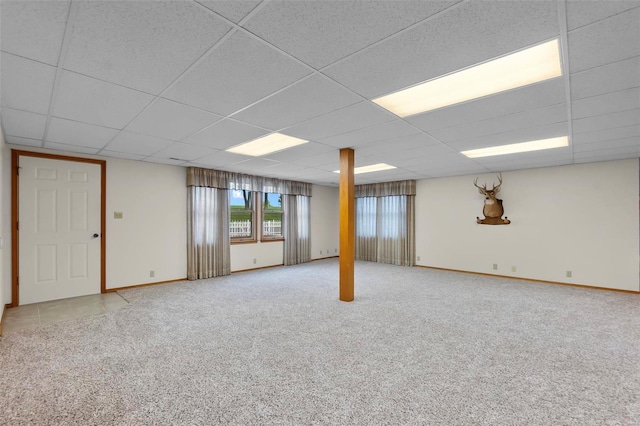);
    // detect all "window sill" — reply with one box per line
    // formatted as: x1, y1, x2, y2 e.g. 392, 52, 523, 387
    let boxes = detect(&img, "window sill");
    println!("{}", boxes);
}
231, 239, 258, 245
261, 238, 284, 243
